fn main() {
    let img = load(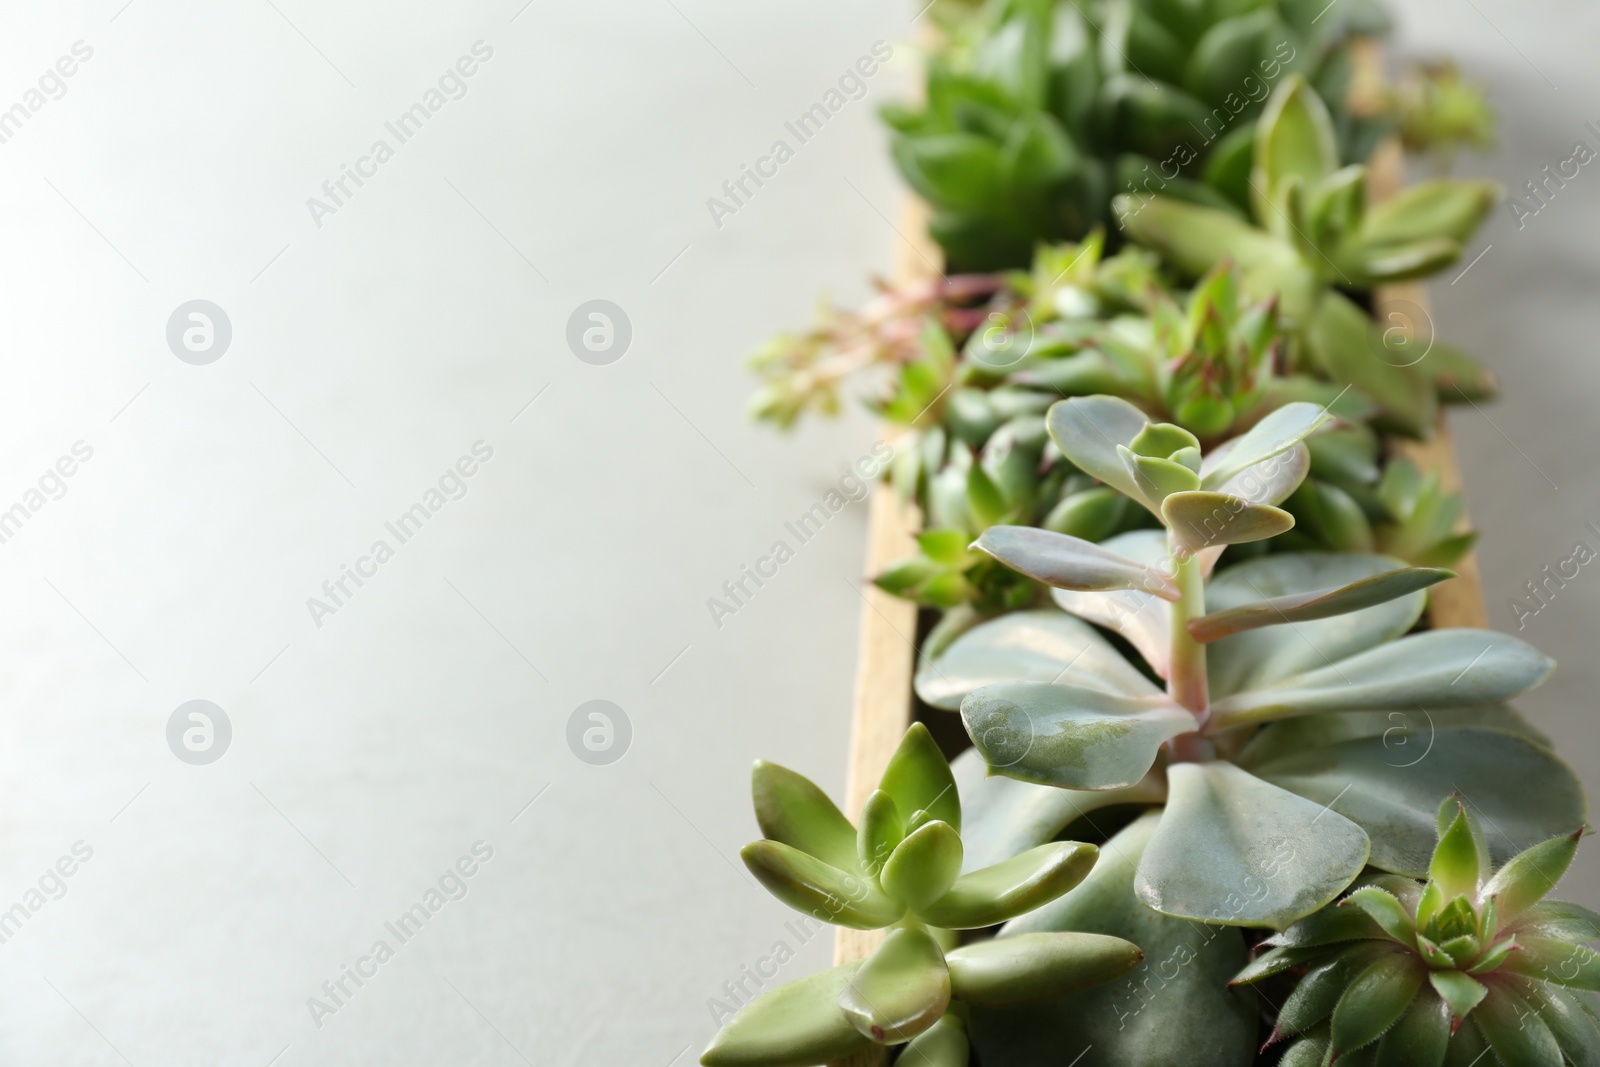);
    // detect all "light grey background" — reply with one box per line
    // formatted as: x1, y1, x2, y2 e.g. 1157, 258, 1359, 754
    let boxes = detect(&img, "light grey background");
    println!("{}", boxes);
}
0, 1, 1592, 1064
